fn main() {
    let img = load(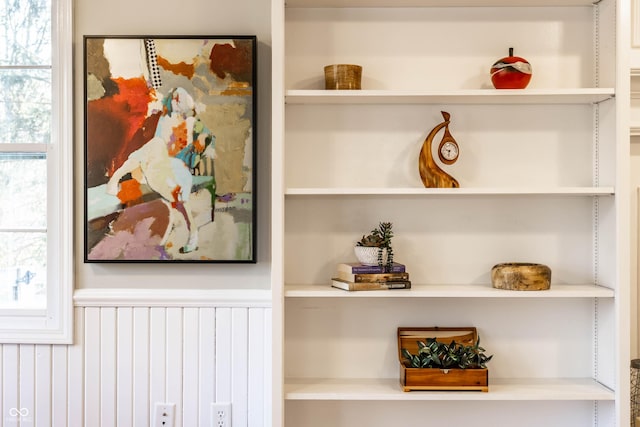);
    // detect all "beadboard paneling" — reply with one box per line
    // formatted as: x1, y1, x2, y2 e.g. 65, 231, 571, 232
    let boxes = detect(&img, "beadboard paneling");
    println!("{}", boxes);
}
0, 296, 271, 427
